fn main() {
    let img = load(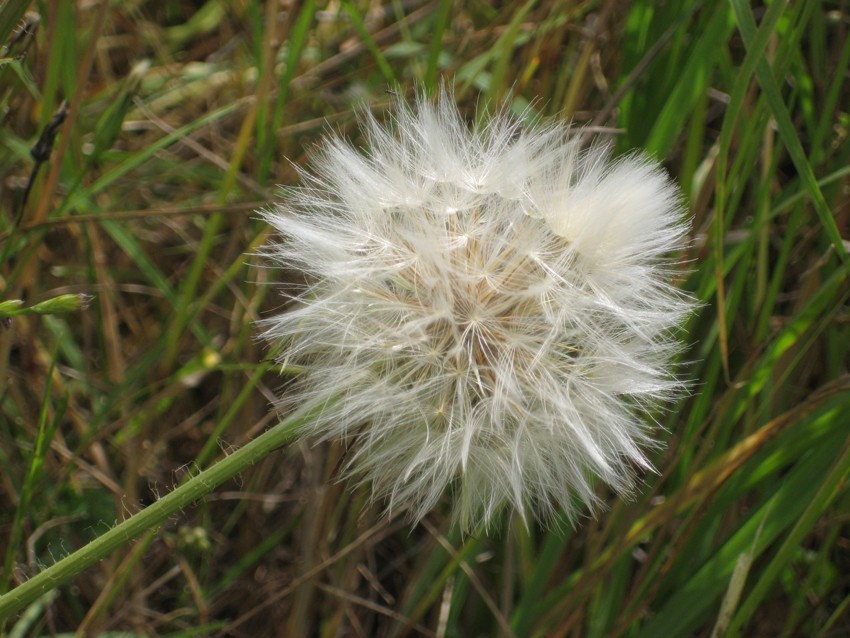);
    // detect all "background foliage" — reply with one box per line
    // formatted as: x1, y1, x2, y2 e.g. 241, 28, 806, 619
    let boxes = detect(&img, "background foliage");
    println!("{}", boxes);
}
1, 0, 849, 636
